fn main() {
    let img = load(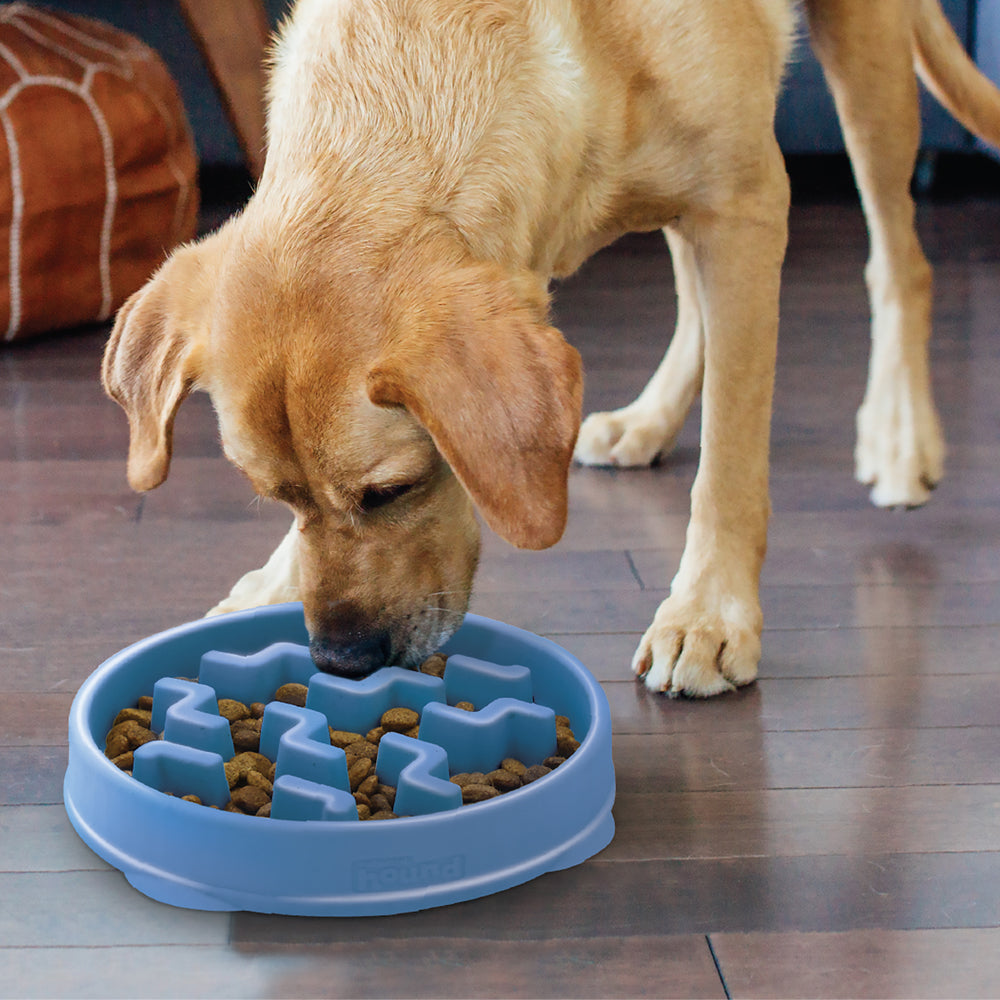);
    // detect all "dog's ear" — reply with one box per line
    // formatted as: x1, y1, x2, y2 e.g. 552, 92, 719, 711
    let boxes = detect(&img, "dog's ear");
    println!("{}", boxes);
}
101, 232, 227, 492
367, 265, 583, 549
